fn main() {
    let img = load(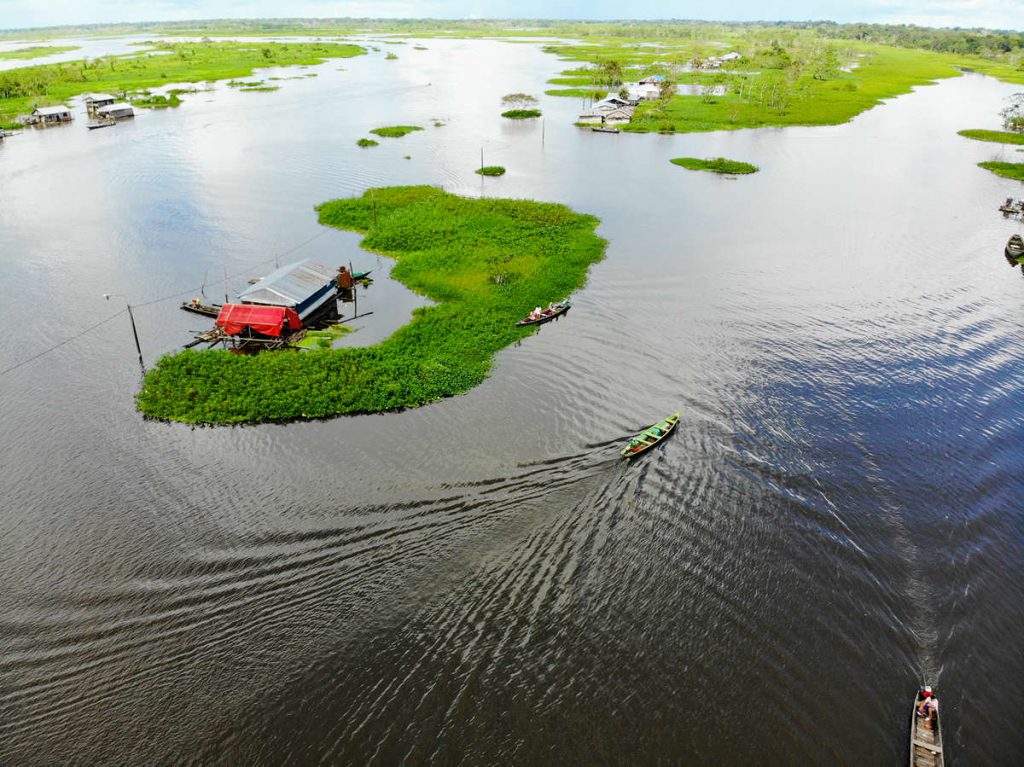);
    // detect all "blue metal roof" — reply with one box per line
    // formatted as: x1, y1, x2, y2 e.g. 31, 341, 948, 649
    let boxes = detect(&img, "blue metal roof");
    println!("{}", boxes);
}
238, 259, 337, 318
